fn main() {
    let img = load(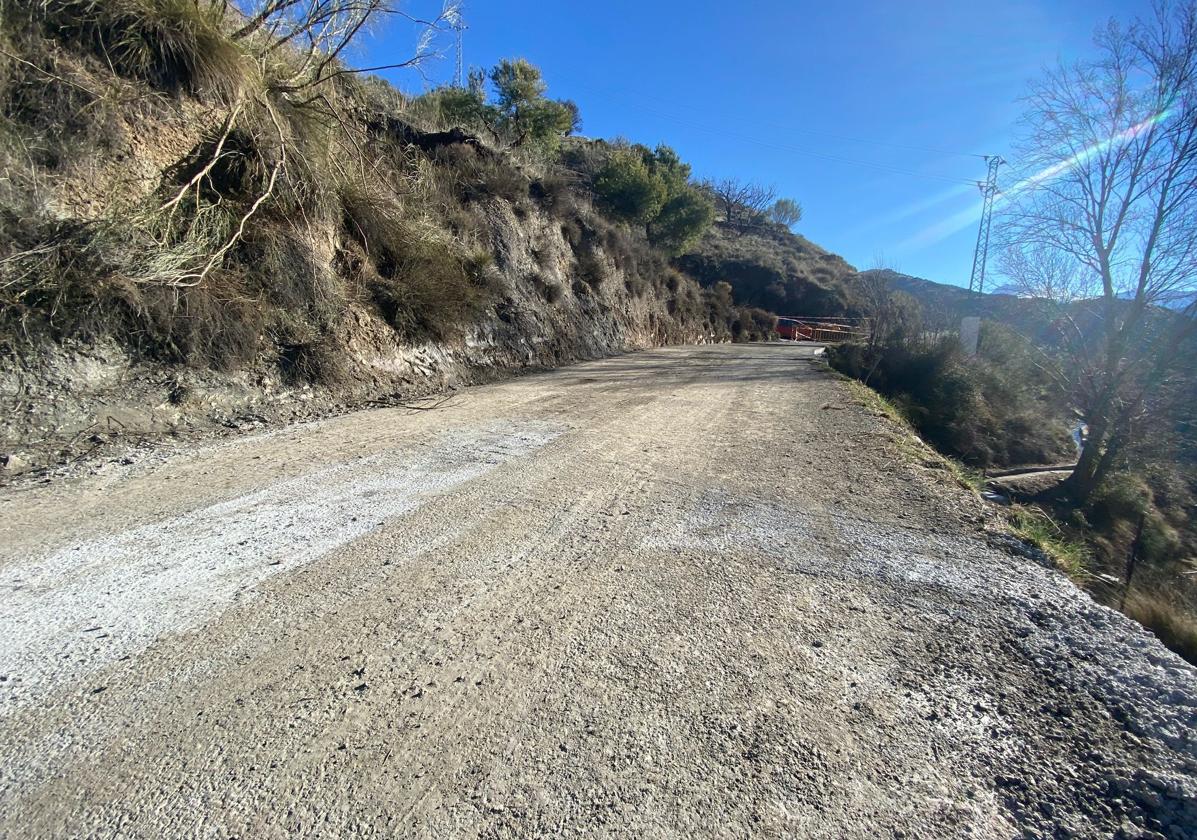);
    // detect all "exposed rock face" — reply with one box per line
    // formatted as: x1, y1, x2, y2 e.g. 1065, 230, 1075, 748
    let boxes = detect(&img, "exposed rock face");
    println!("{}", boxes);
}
0, 192, 721, 471
0, 35, 774, 472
